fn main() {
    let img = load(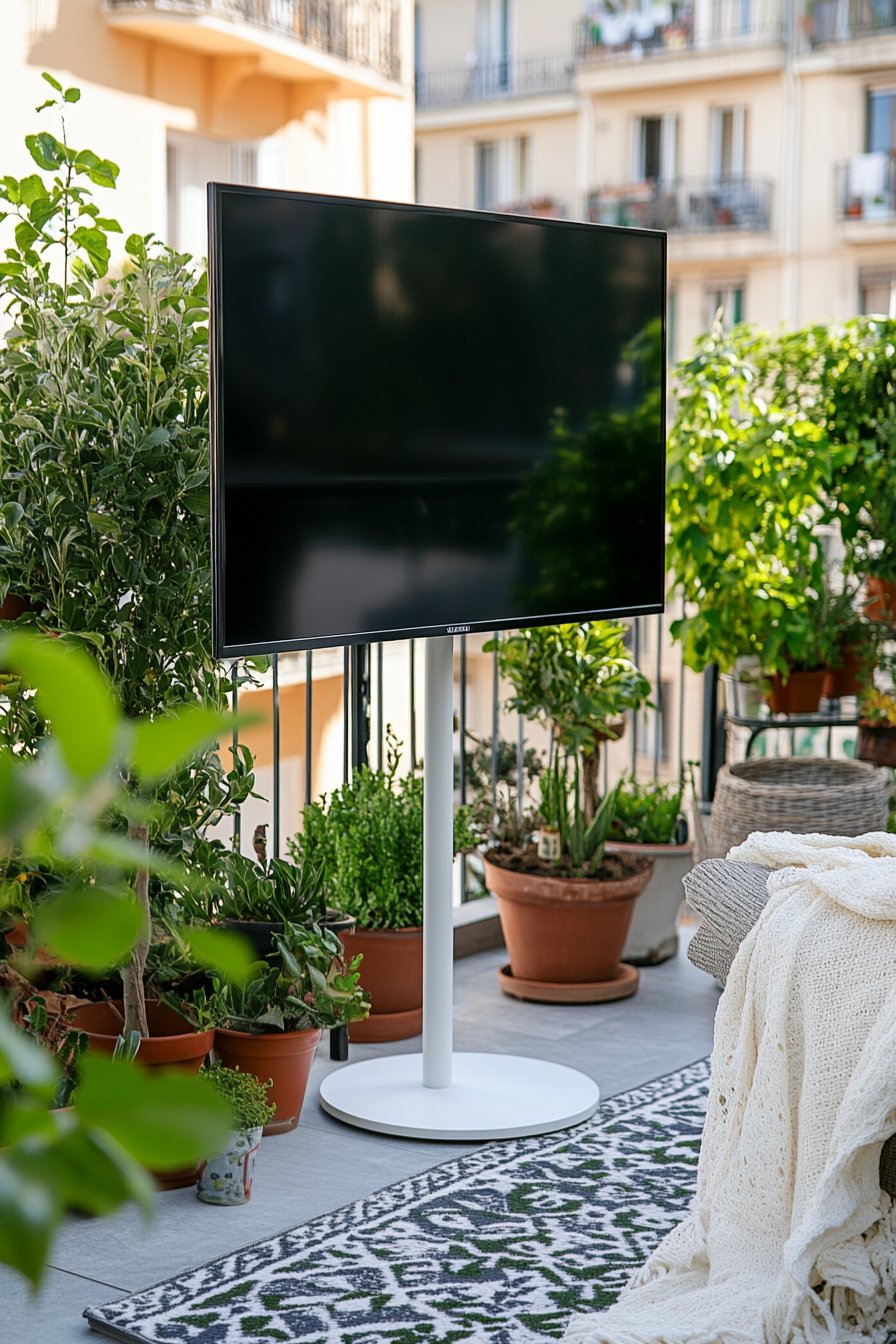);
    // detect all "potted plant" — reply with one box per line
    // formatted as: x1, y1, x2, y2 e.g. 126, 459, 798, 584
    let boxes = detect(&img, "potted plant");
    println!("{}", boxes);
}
292, 730, 478, 1041
856, 688, 896, 768
196, 1064, 275, 1205
202, 923, 369, 1134
819, 584, 878, 700
482, 623, 654, 1003
763, 601, 835, 714
606, 772, 692, 965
